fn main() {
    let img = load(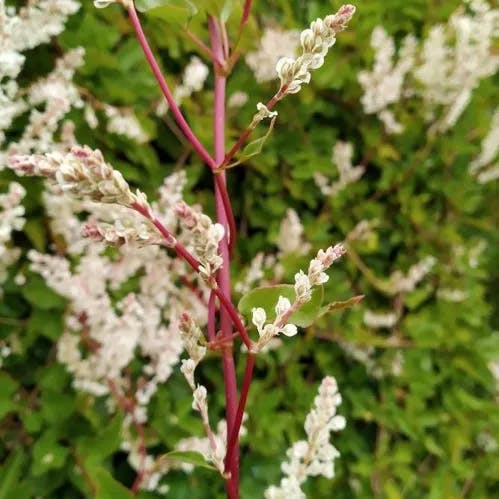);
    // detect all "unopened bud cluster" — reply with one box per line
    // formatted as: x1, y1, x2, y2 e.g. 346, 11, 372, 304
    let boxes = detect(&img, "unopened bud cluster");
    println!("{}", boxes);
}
295, 243, 346, 303
175, 202, 225, 279
81, 217, 164, 248
179, 312, 206, 390
7, 146, 142, 208
276, 5, 356, 95
251, 244, 346, 352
